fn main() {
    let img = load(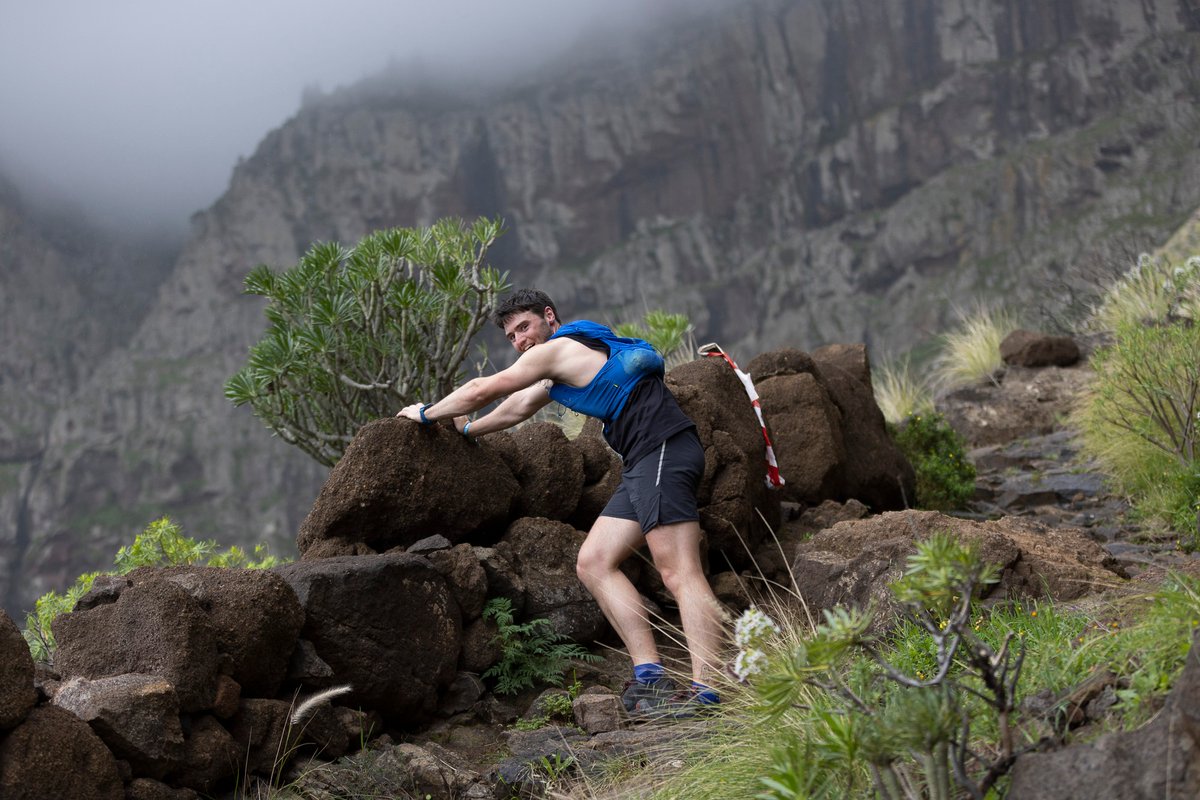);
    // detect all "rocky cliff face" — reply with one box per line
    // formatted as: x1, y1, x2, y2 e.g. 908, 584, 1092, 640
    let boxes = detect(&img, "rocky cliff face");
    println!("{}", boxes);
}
3, 0, 1199, 615
0, 178, 175, 614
